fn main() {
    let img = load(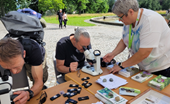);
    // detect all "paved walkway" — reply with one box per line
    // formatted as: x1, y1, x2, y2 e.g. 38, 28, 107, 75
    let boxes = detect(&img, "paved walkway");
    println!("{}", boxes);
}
0, 19, 128, 88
